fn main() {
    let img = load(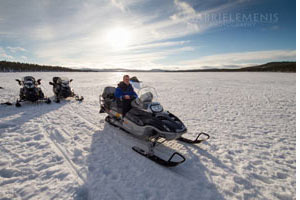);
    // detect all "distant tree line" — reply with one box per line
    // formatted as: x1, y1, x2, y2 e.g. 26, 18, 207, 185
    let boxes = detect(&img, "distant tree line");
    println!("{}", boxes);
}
0, 61, 81, 72
0, 60, 296, 73
166, 62, 296, 72
238, 62, 296, 72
